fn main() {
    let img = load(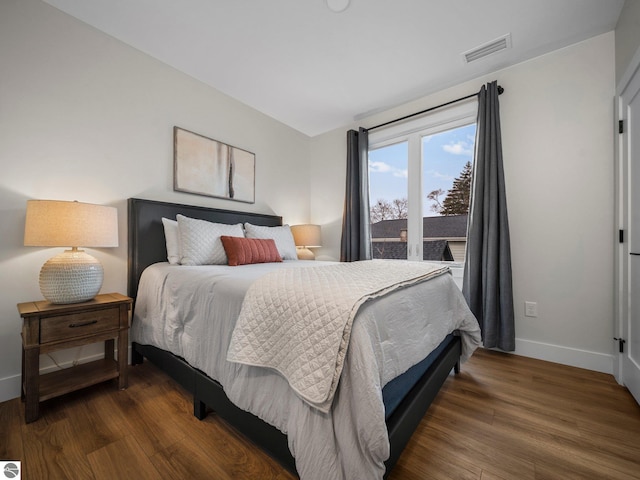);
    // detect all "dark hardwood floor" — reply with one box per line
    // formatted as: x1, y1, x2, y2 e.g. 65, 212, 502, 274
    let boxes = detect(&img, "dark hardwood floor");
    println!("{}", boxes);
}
1, 349, 639, 479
